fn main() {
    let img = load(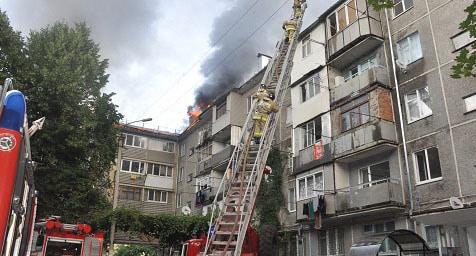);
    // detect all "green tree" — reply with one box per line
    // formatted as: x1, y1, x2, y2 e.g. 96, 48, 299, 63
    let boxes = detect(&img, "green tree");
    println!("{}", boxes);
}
367, 1, 476, 78
21, 22, 122, 222
114, 245, 157, 256
0, 10, 29, 83
451, 1, 476, 78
